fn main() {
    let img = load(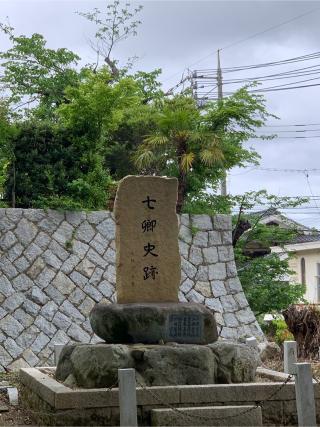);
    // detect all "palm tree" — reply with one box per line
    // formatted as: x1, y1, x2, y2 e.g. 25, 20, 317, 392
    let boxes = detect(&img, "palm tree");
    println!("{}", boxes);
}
134, 96, 224, 213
